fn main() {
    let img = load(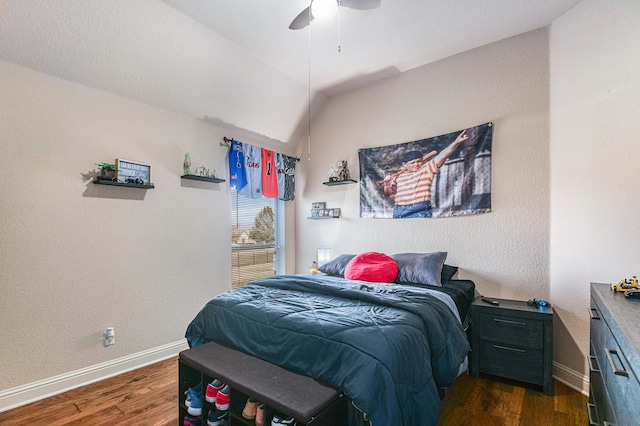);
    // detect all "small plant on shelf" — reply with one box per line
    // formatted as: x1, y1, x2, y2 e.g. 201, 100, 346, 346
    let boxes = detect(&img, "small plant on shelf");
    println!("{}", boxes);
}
95, 162, 118, 181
